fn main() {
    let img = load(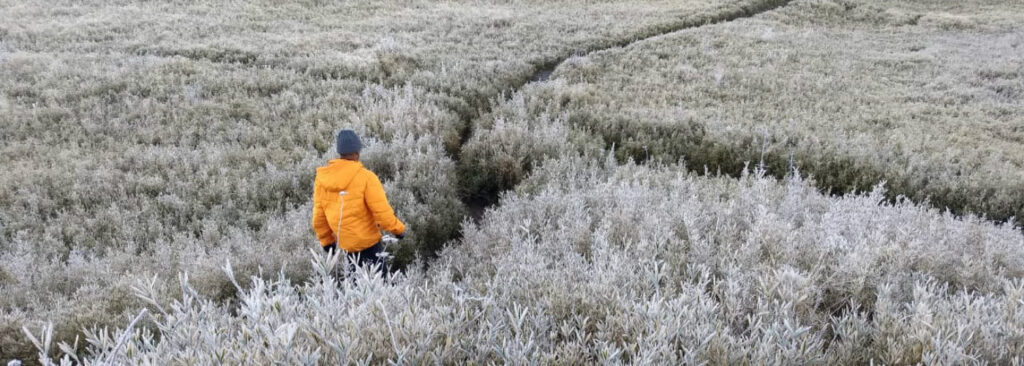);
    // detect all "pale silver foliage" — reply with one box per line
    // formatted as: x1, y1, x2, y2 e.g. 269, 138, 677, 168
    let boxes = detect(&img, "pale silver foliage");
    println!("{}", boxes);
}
29, 156, 1024, 364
